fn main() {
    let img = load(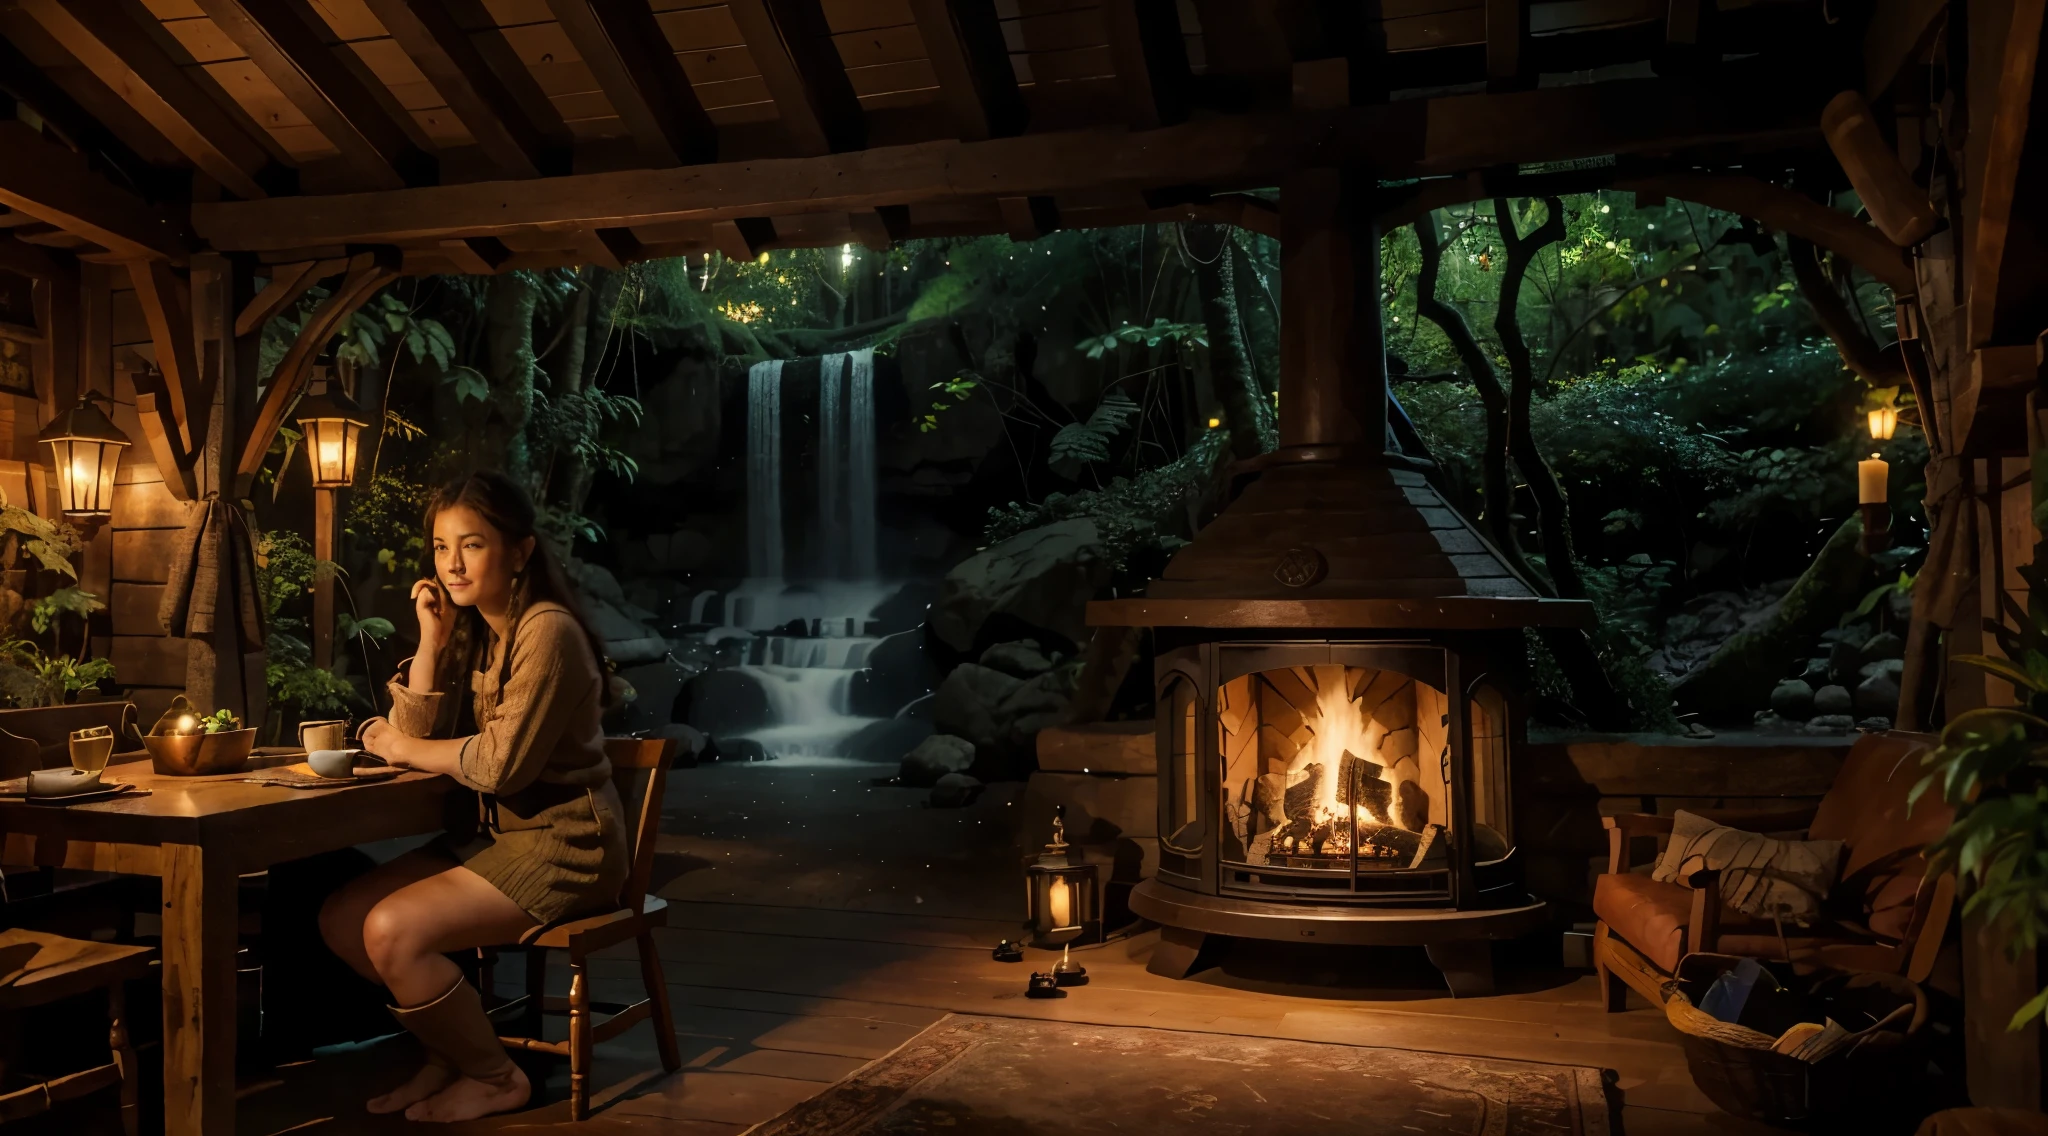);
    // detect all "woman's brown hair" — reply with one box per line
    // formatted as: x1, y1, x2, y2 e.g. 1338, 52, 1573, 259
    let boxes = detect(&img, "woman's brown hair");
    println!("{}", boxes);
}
422, 471, 609, 700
